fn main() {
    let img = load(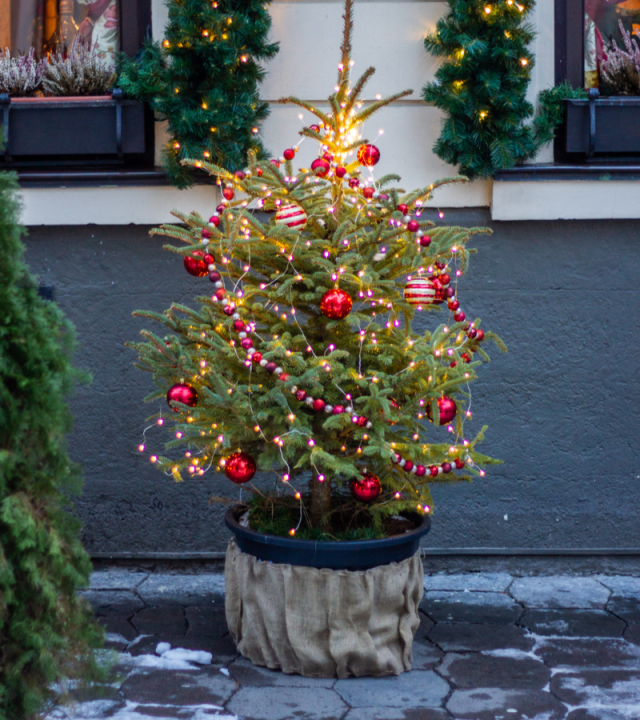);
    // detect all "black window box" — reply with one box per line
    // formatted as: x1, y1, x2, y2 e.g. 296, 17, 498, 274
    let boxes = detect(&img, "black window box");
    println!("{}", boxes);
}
563, 94, 640, 159
0, 90, 147, 165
